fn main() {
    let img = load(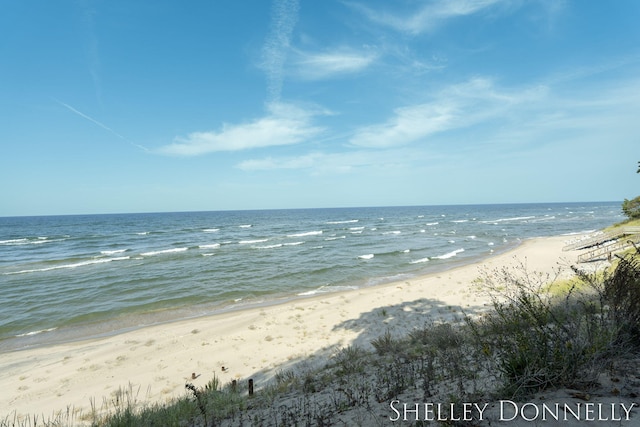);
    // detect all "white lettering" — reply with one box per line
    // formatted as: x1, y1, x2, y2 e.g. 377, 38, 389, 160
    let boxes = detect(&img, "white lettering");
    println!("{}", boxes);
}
424, 403, 434, 421
621, 403, 636, 420
404, 403, 420, 421
564, 403, 581, 421
520, 402, 539, 421
389, 400, 401, 422
500, 400, 518, 421
541, 403, 559, 421
475, 403, 488, 420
